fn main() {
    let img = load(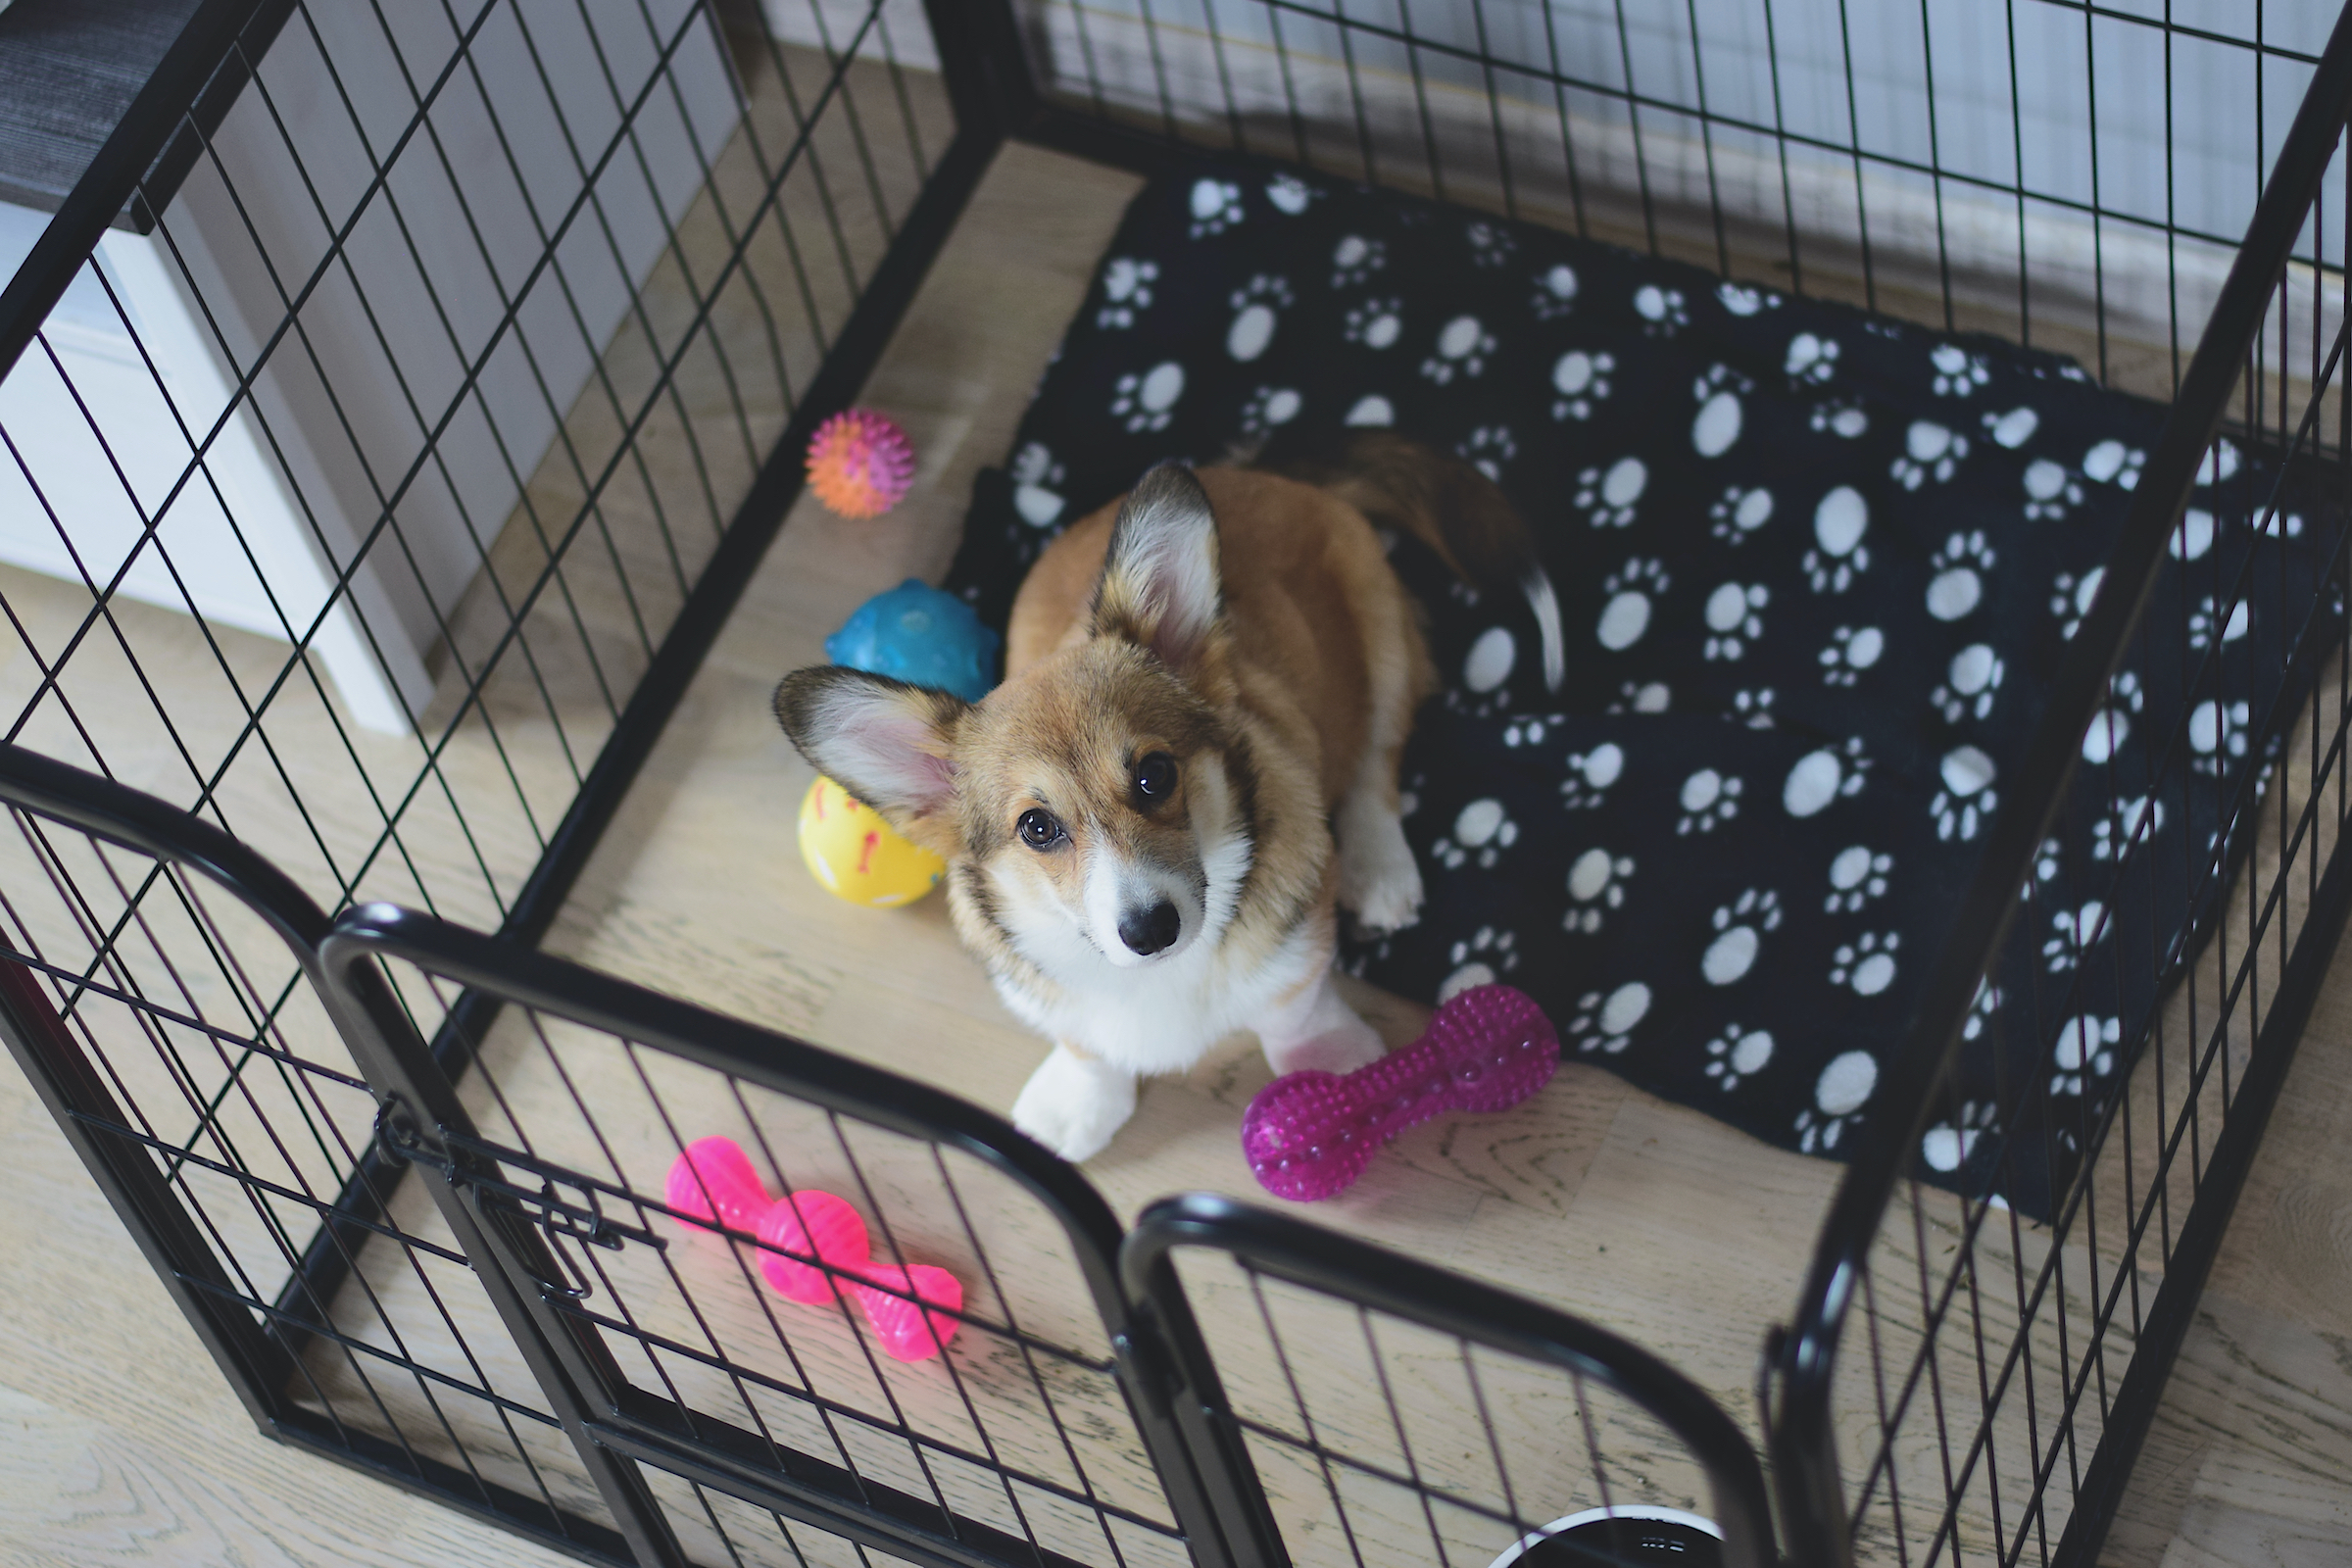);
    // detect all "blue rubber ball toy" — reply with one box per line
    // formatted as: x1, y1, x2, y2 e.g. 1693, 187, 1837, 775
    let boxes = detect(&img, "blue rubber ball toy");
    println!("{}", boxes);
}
824, 579, 1001, 703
